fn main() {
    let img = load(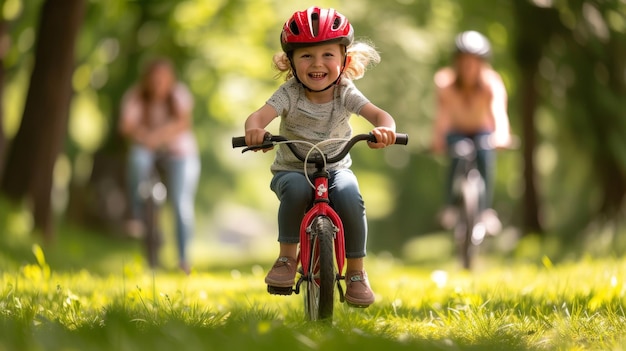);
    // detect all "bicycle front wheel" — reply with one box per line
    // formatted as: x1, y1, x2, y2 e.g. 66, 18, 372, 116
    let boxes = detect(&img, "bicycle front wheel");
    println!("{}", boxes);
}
457, 181, 479, 269
143, 182, 165, 269
303, 216, 336, 321
144, 198, 160, 268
